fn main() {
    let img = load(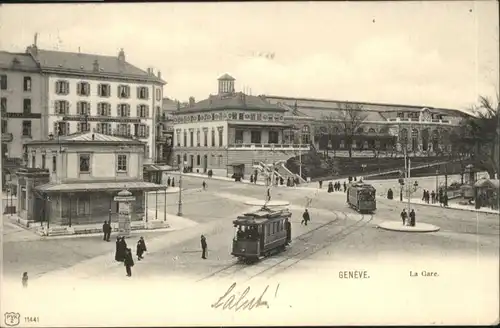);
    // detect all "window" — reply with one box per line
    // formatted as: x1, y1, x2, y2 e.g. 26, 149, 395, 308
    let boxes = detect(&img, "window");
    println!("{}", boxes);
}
156, 89, 161, 101
238, 113, 244, 120
117, 124, 130, 136
203, 130, 208, 146
23, 77, 32, 92
190, 131, 194, 147
55, 100, 69, 115
55, 80, 69, 95
137, 87, 149, 100
22, 121, 31, 137
0, 75, 7, 90
77, 195, 91, 216
96, 122, 111, 134
269, 130, 279, 144
54, 121, 69, 136
117, 154, 128, 172
77, 82, 90, 96
235, 130, 243, 144
31, 155, 36, 168
211, 129, 215, 147
196, 155, 201, 166
183, 131, 187, 146
138, 124, 149, 138
137, 105, 149, 118
196, 130, 200, 146
117, 104, 130, 117
251, 130, 261, 143
1, 97, 6, 113
97, 102, 111, 116
23, 99, 31, 114
41, 154, 46, 169
145, 143, 150, 159
98, 83, 111, 97
301, 125, 310, 144
218, 128, 223, 147
79, 154, 91, 173
176, 132, 181, 147
52, 155, 57, 173
118, 85, 130, 99
77, 101, 90, 115
77, 122, 91, 133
